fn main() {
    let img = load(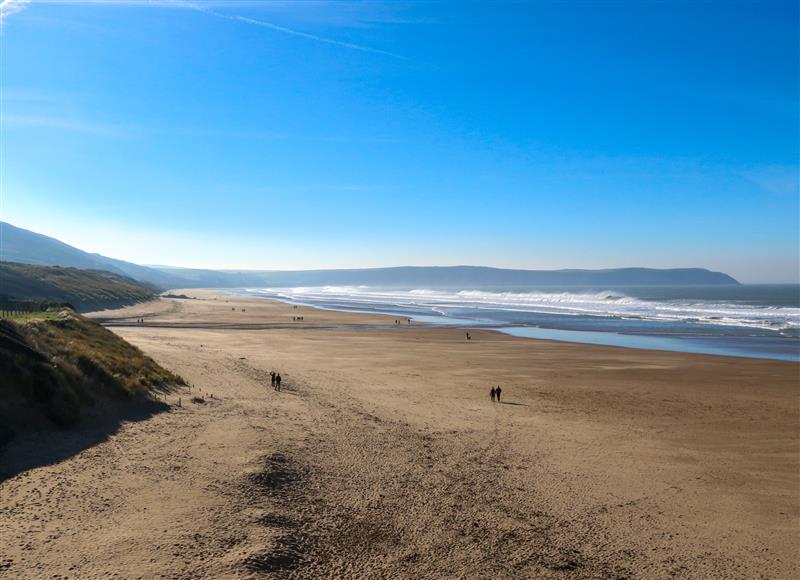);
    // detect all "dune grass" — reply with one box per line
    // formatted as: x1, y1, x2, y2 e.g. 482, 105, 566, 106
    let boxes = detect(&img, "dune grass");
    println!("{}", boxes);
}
0, 309, 184, 430
1, 311, 63, 322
